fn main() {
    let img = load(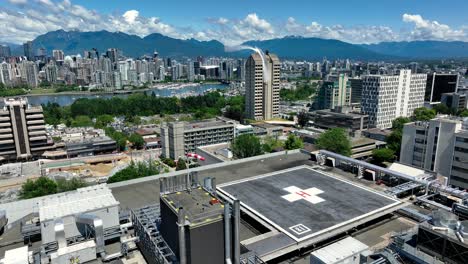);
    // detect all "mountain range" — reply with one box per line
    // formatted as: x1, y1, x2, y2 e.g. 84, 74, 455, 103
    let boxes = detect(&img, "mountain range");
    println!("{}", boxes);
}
7, 30, 468, 60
